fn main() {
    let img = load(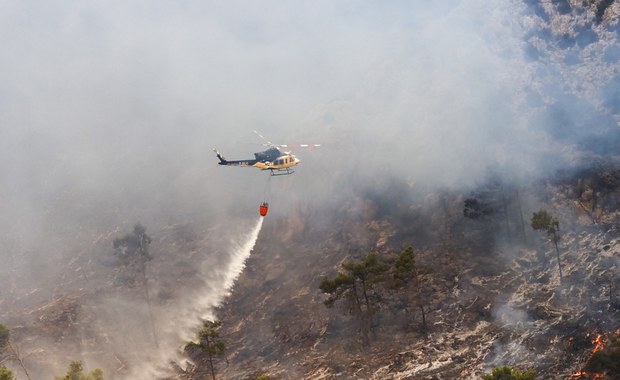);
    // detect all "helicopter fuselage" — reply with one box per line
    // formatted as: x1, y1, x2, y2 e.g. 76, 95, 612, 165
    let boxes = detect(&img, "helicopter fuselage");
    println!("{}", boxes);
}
214, 147, 300, 175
